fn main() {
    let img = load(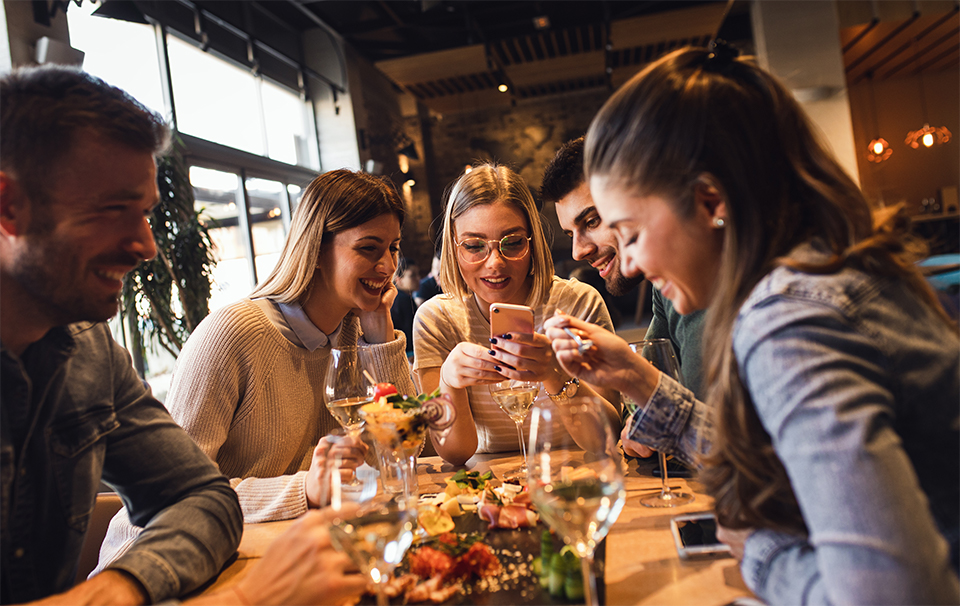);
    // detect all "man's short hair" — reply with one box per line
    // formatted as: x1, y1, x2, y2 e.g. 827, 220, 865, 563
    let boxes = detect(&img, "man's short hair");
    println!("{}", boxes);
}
0, 65, 170, 205
540, 136, 585, 205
